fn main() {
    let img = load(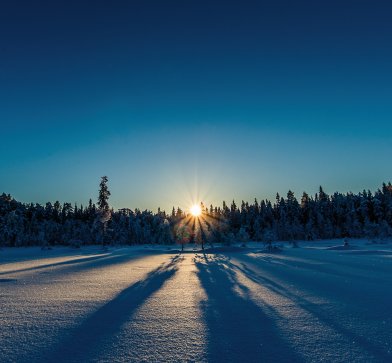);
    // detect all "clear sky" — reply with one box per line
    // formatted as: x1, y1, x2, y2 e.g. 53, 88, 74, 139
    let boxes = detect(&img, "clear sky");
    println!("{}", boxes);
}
1, 1, 391, 212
